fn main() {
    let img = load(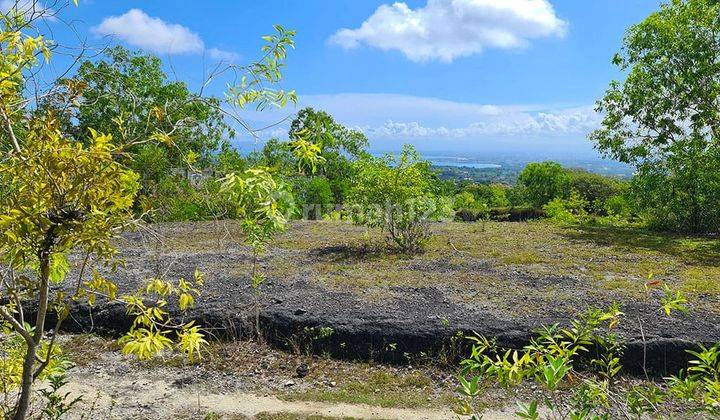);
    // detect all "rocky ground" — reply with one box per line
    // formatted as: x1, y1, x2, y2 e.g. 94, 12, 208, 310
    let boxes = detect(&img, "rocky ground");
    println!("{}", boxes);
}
56, 334, 521, 419
55, 220, 720, 376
